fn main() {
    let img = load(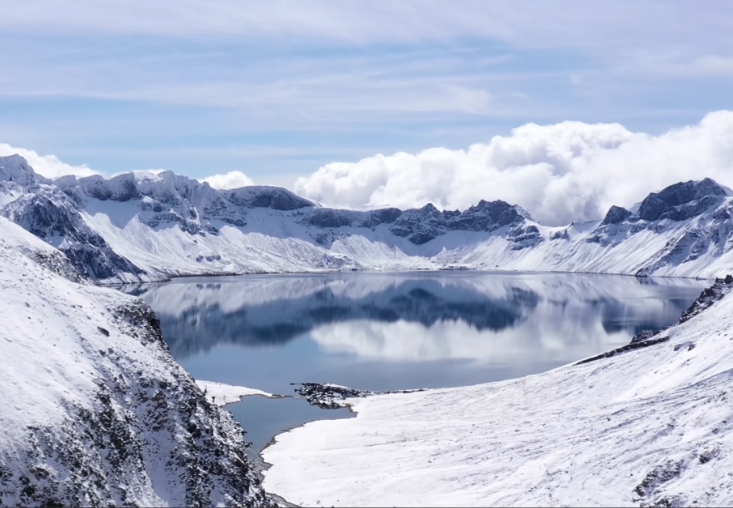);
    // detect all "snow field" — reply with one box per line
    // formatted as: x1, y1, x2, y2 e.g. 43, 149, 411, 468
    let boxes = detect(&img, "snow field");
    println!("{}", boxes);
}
262, 282, 733, 506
